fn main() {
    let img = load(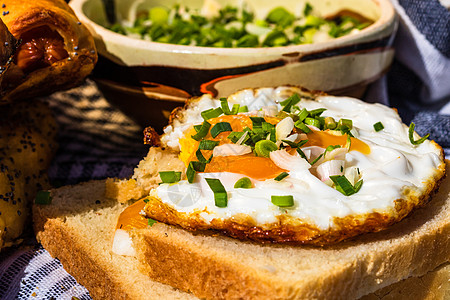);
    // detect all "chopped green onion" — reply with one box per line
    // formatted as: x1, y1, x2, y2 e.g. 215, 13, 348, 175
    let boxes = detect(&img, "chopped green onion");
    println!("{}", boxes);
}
199, 140, 219, 150
373, 121, 384, 132
408, 122, 430, 145
324, 117, 337, 130
271, 195, 294, 207
159, 171, 181, 183
210, 122, 232, 138
262, 122, 275, 132
250, 117, 265, 129
337, 119, 353, 130
35, 191, 52, 205
269, 128, 277, 142
255, 140, 278, 157
280, 94, 301, 112
296, 148, 307, 159
329, 175, 363, 196
193, 124, 202, 133
274, 172, 289, 181
294, 120, 311, 133
310, 153, 323, 165
227, 131, 245, 143
191, 121, 211, 141
148, 218, 157, 227
186, 161, 206, 183
238, 105, 248, 113
205, 178, 228, 207
297, 108, 309, 122
234, 177, 252, 188
309, 108, 326, 117
304, 117, 321, 128
196, 149, 213, 163
281, 139, 308, 148
345, 134, 352, 150
201, 107, 223, 120
220, 98, 240, 115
